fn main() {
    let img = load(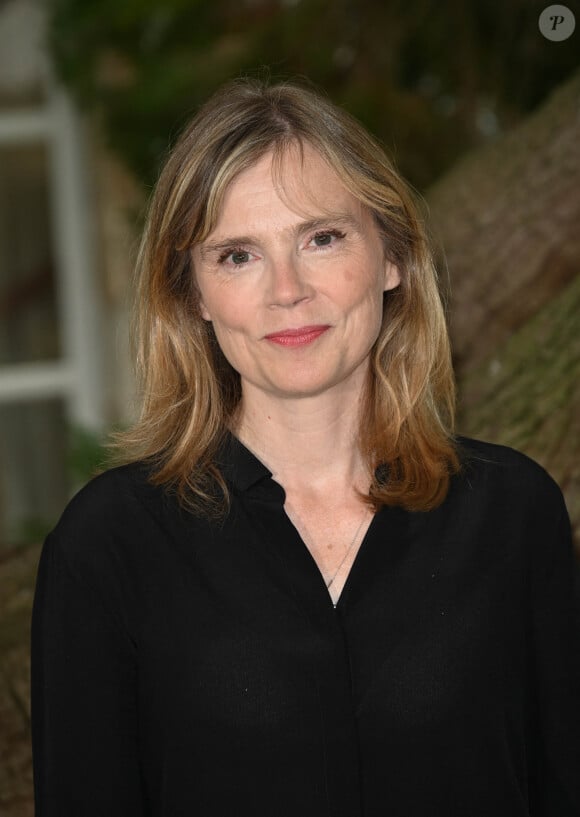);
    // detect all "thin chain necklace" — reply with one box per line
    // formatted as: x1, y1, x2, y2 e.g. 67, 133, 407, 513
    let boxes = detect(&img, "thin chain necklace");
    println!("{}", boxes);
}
325, 512, 368, 588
